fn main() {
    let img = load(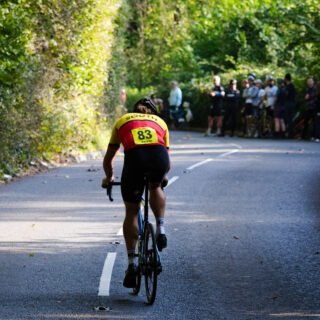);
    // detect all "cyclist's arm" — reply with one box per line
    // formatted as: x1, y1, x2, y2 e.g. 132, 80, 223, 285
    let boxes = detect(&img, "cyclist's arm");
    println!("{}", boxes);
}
102, 125, 121, 186
102, 146, 118, 186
